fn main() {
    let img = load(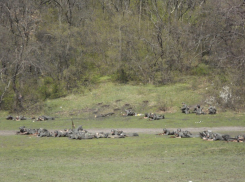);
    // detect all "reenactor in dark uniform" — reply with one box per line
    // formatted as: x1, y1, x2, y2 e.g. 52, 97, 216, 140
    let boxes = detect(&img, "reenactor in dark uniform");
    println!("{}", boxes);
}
151, 114, 165, 120
144, 113, 150, 118
17, 116, 27, 120
208, 106, 217, 114
196, 105, 205, 115
84, 132, 95, 139
36, 117, 43, 121
200, 130, 227, 141
26, 128, 38, 135
65, 129, 74, 138
174, 128, 182, 136
81, 131, 95, 139
73, 131, 94, 139
107, 133, 125, 138
124, 109, 135, 116
36, 116, 55, 121
144, 113, 154, 119
235, 135, 245, 142
145, 113, 164, 120
16, 126, 38, 135
181, 103, 190, 114
37, 128, 52, 137
175, 130, 193, 138
222, 134, 231, 141
174, 130, 183, 138
53, 130, 68, 137
212, 133, 225, 141
183, 130, 194, 138
200, 130, 213, 140
70, 131, 84, 139
13, 116, 27, 121
108, 129, 132, 138
192, 105, 198, 113
157, 128, 182, 138
203, 132, 222, 141
222, 134, 244, 142
6, 115, 14, 120
162, 128, 175, 135
111, 129, 123, 135
43, 116, 55, 120
75, 125, 83, 132
114, 129, 139, 137
68, 125, 95, 139
16, 126, 28, 134
95, 132, 109, 138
